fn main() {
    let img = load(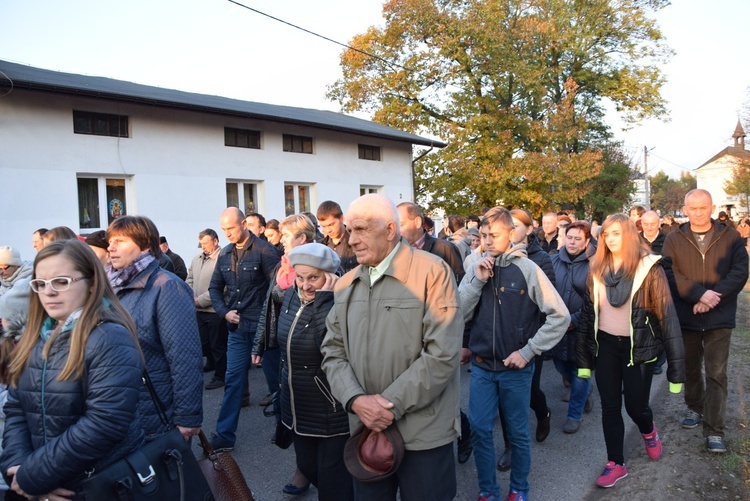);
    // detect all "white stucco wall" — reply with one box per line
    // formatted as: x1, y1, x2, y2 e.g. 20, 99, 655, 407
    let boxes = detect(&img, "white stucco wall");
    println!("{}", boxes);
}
0, 89, 416, 260
695, 156, 744, 218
